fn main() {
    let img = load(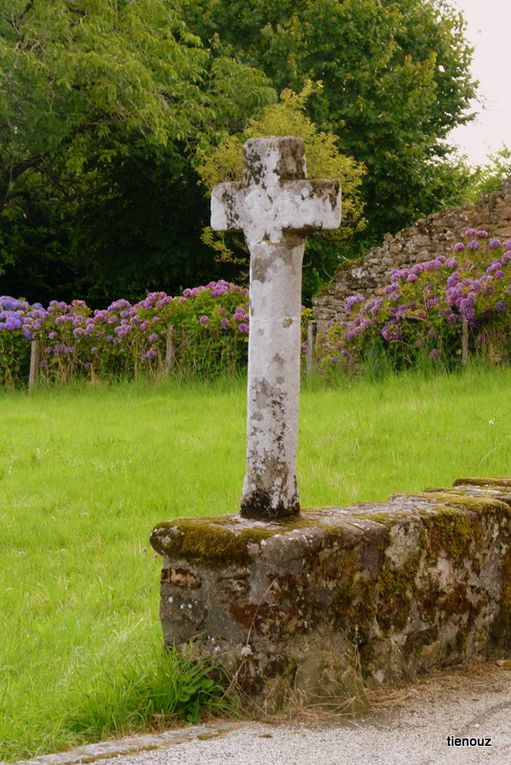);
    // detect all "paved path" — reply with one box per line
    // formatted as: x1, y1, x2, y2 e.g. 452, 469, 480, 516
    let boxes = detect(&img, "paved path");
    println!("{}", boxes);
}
12, 661, 511, 765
